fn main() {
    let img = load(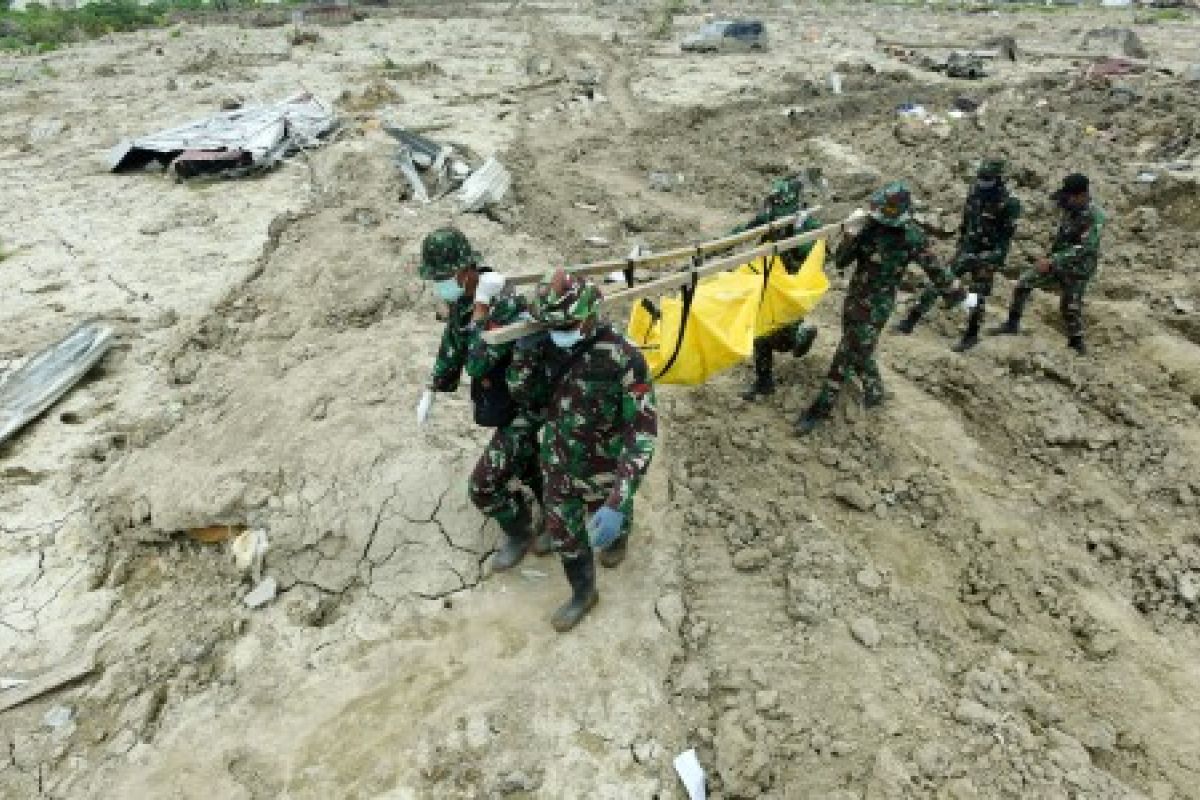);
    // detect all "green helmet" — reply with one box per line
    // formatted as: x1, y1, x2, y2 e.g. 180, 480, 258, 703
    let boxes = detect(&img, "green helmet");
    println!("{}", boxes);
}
766, 177, 803, 213
531, 268, 602, 326
419, 227, 477, 280
977, 159, 1005, 179
868, 182, 912, 227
